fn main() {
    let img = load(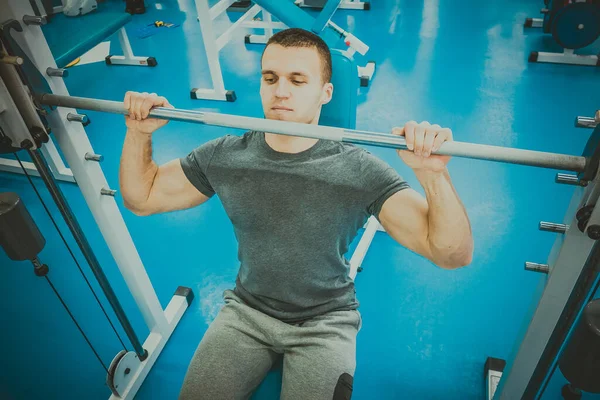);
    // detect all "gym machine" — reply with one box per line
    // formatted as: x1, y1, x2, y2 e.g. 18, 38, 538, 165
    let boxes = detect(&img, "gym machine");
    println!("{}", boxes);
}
525, 0, 600, 66
2, 0, 600, 398
295, 0, 371, 11
191, 0, 376, 102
